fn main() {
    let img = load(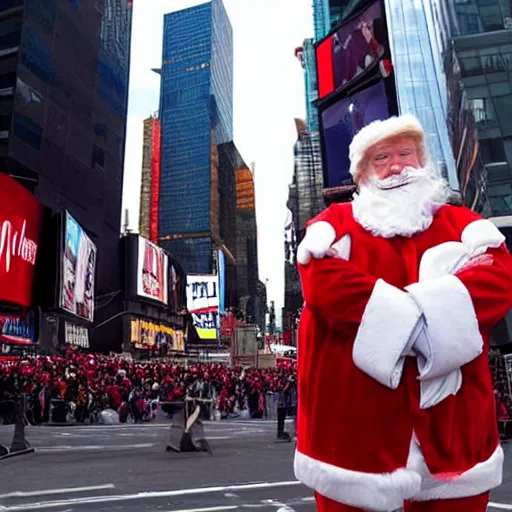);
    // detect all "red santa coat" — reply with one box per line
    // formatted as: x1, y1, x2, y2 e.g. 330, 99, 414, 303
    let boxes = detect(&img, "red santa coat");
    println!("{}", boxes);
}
295, 203, 512, 511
